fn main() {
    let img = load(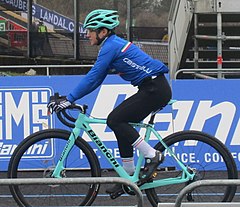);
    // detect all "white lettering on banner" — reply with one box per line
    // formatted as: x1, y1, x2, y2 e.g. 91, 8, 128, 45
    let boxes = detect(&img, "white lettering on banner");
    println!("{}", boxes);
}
1, 0, 27, 11
1, 0, 86, 34
0, 89, 51, 141
0, 142, 17, 155
5, 92, 30, 140
164, 147, 240, 164
40, 10, 68, 30
32, 5, 36, 15
0, 141, 48, 156
69, 22, 74, 32
190, 101, 237, 145
231, 119, 240, 145
0, 88, 52, 159
81, 84, 240, 146
231, 152, 240, 162
0, 22, 5, 31
205, 153, 224, 163
164, 147, 198, 163
178, 153, 197, 163
204, 152, 240, 163
171, 101, 194, 132
32, 104, 48, 133
80, 147, 130, 160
